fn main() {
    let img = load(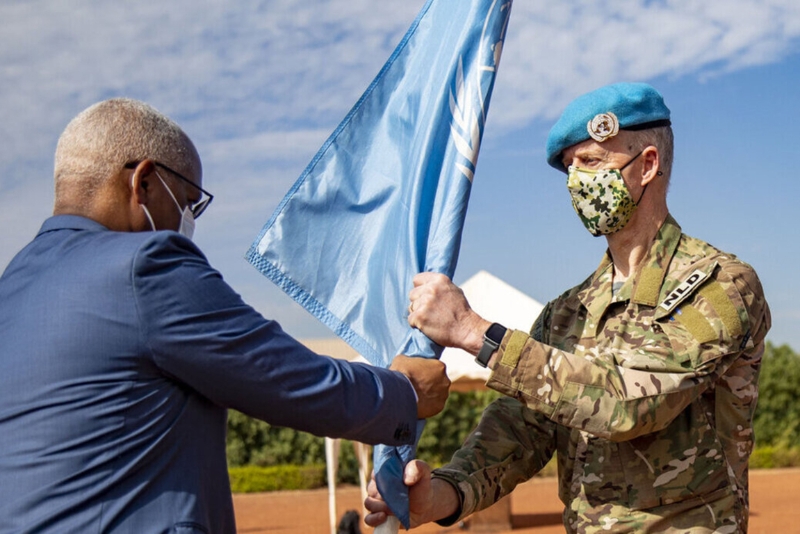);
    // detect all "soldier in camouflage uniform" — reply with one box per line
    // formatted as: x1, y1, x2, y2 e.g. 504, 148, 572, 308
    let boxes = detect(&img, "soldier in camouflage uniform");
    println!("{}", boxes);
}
364, 83, 771, 533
